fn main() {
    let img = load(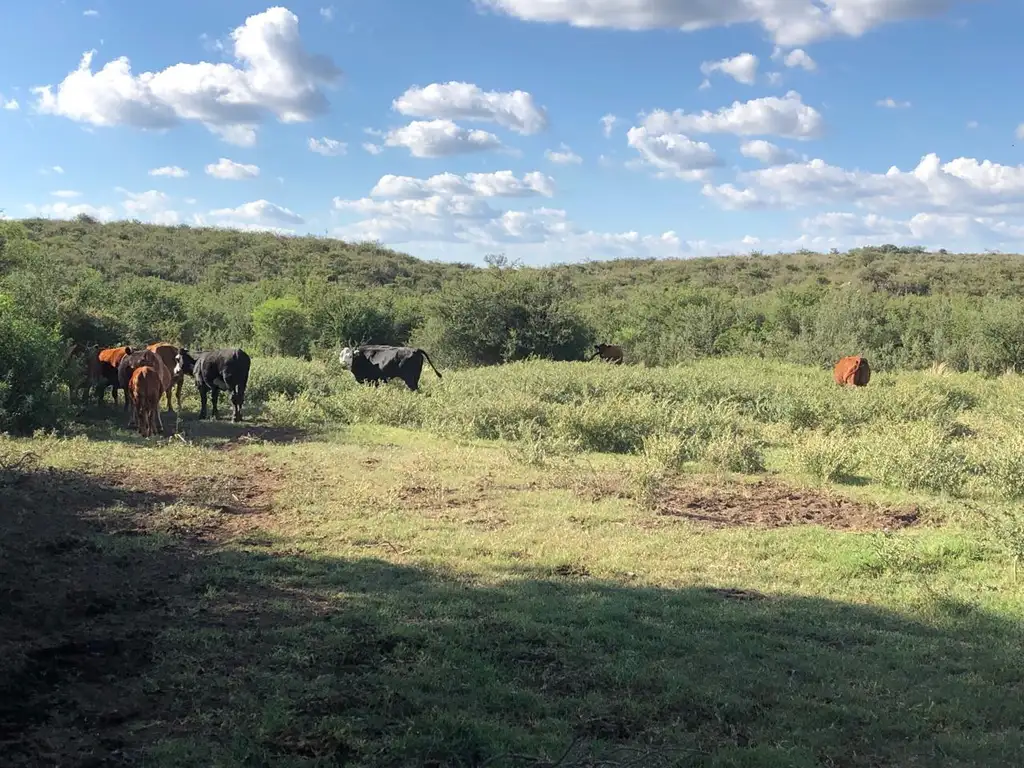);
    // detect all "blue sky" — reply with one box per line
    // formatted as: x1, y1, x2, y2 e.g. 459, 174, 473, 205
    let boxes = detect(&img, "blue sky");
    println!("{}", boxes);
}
2, 0, 1023, 264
